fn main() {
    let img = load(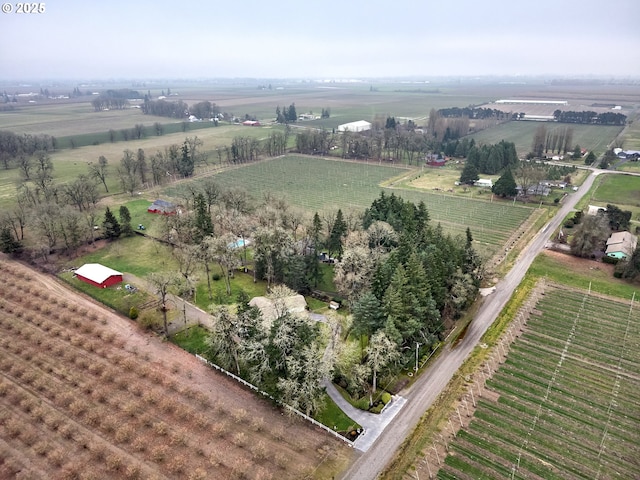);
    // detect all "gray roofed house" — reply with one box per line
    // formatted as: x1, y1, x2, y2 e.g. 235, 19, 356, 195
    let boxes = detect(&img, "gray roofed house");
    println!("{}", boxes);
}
605, 231, 637, 259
